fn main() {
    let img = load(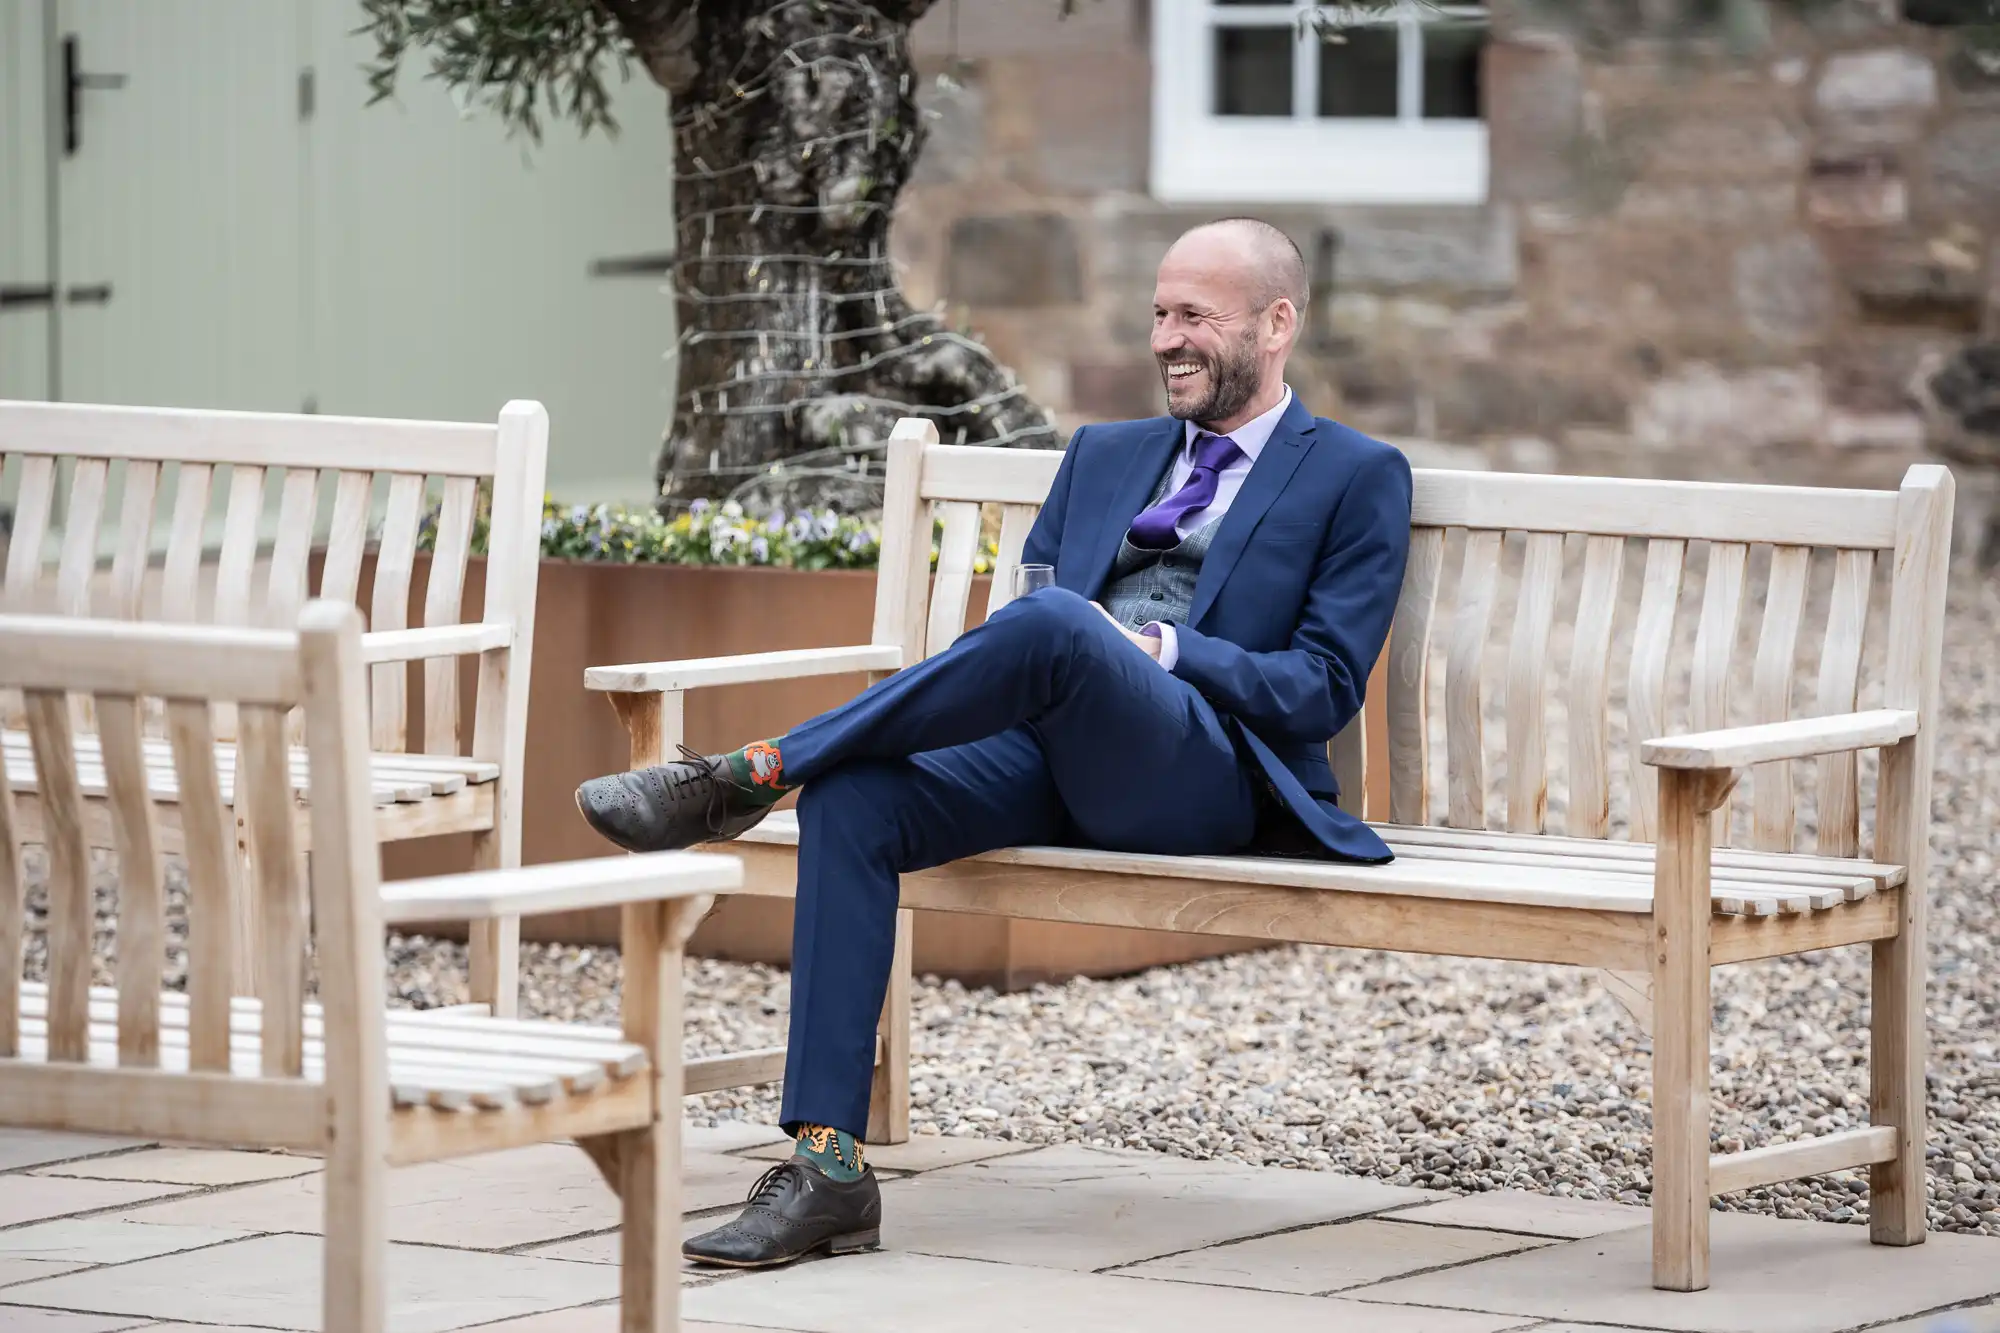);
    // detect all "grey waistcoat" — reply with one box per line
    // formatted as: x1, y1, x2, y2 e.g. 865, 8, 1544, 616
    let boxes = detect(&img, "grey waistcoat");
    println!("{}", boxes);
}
1100, 462, 1222, 633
